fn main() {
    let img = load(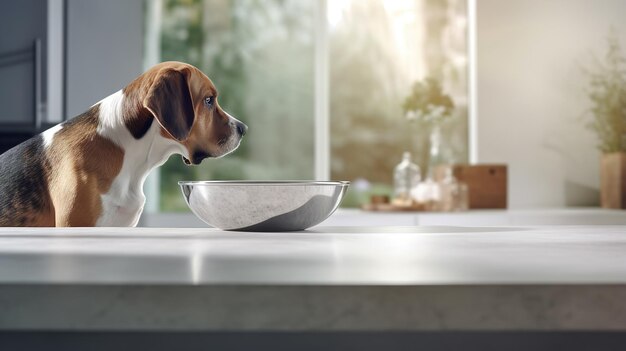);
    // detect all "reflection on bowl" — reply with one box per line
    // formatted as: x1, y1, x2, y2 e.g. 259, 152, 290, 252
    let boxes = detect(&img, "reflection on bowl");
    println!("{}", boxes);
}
179, 181, 350, 231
